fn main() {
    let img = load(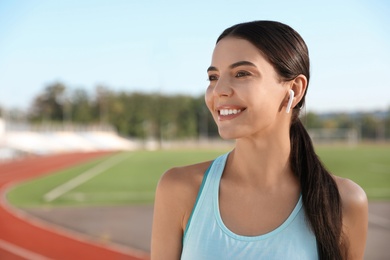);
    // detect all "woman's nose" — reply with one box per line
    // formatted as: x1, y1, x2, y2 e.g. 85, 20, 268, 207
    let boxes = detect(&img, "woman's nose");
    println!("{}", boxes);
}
213, 78, 233, 97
